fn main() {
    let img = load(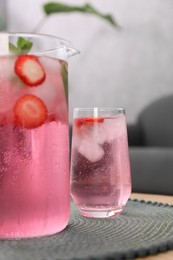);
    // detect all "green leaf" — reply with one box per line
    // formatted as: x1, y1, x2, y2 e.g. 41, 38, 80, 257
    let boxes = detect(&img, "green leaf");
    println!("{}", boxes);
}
9, 42, 20, 54
44, 2, 81, 13
17, 37, 33, 53
9, 37, 33, 54
61, 62, 68, 102
43, 2, 118, 28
